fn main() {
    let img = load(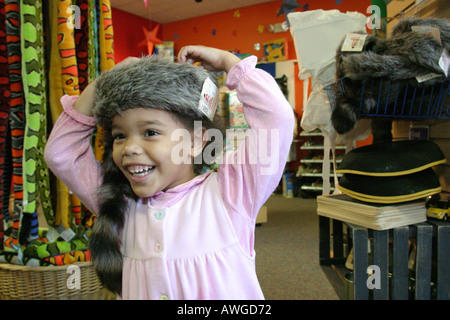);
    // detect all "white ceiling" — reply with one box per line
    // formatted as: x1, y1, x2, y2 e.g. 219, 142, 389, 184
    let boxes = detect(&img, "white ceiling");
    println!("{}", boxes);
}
110, 0, 275, 24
